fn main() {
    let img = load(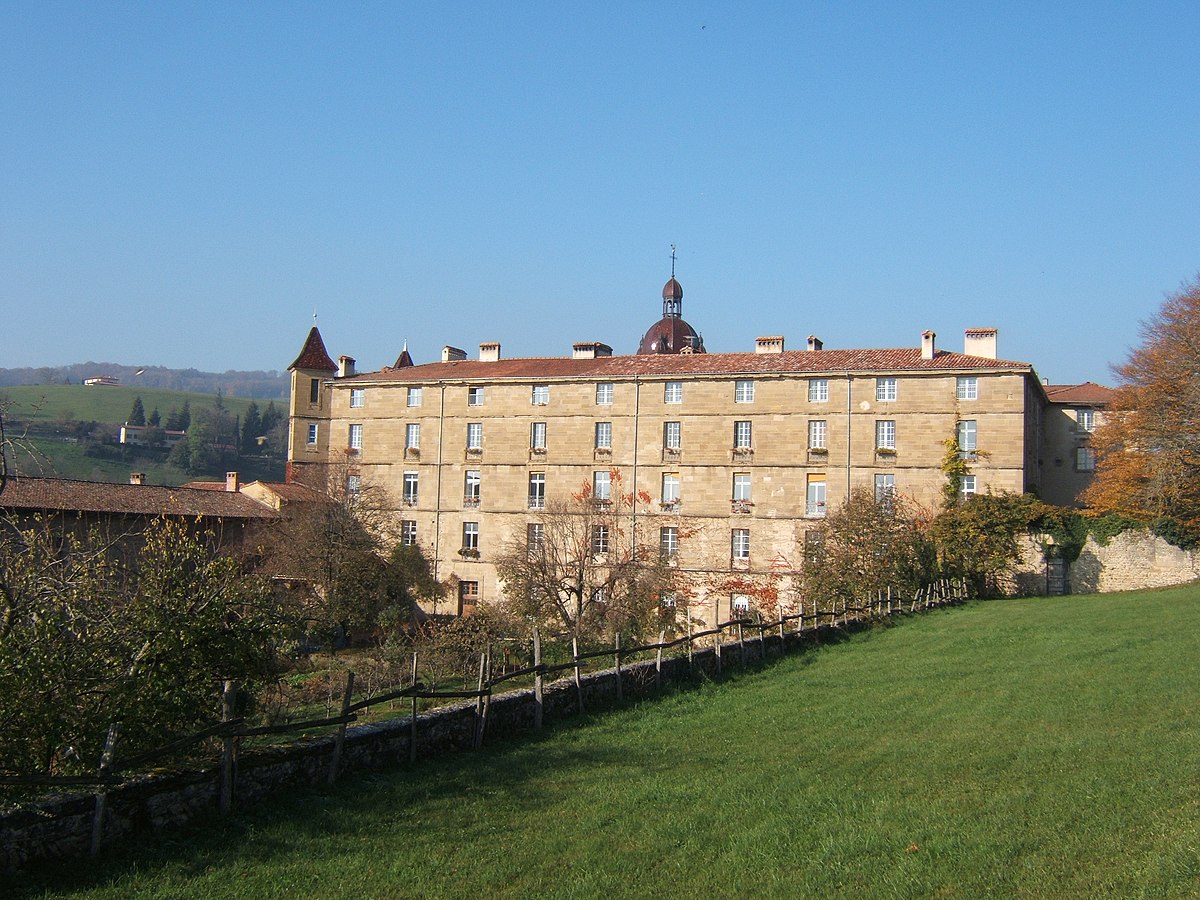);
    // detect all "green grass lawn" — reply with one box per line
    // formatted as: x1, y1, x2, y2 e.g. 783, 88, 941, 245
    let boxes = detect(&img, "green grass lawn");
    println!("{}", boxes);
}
10, 587, 1200, 898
